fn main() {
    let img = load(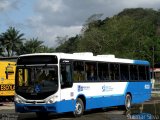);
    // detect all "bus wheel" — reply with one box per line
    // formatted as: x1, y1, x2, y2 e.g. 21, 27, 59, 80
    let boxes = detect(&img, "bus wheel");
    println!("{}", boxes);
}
125, 94, 132, 111
74, 98, 84, 117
